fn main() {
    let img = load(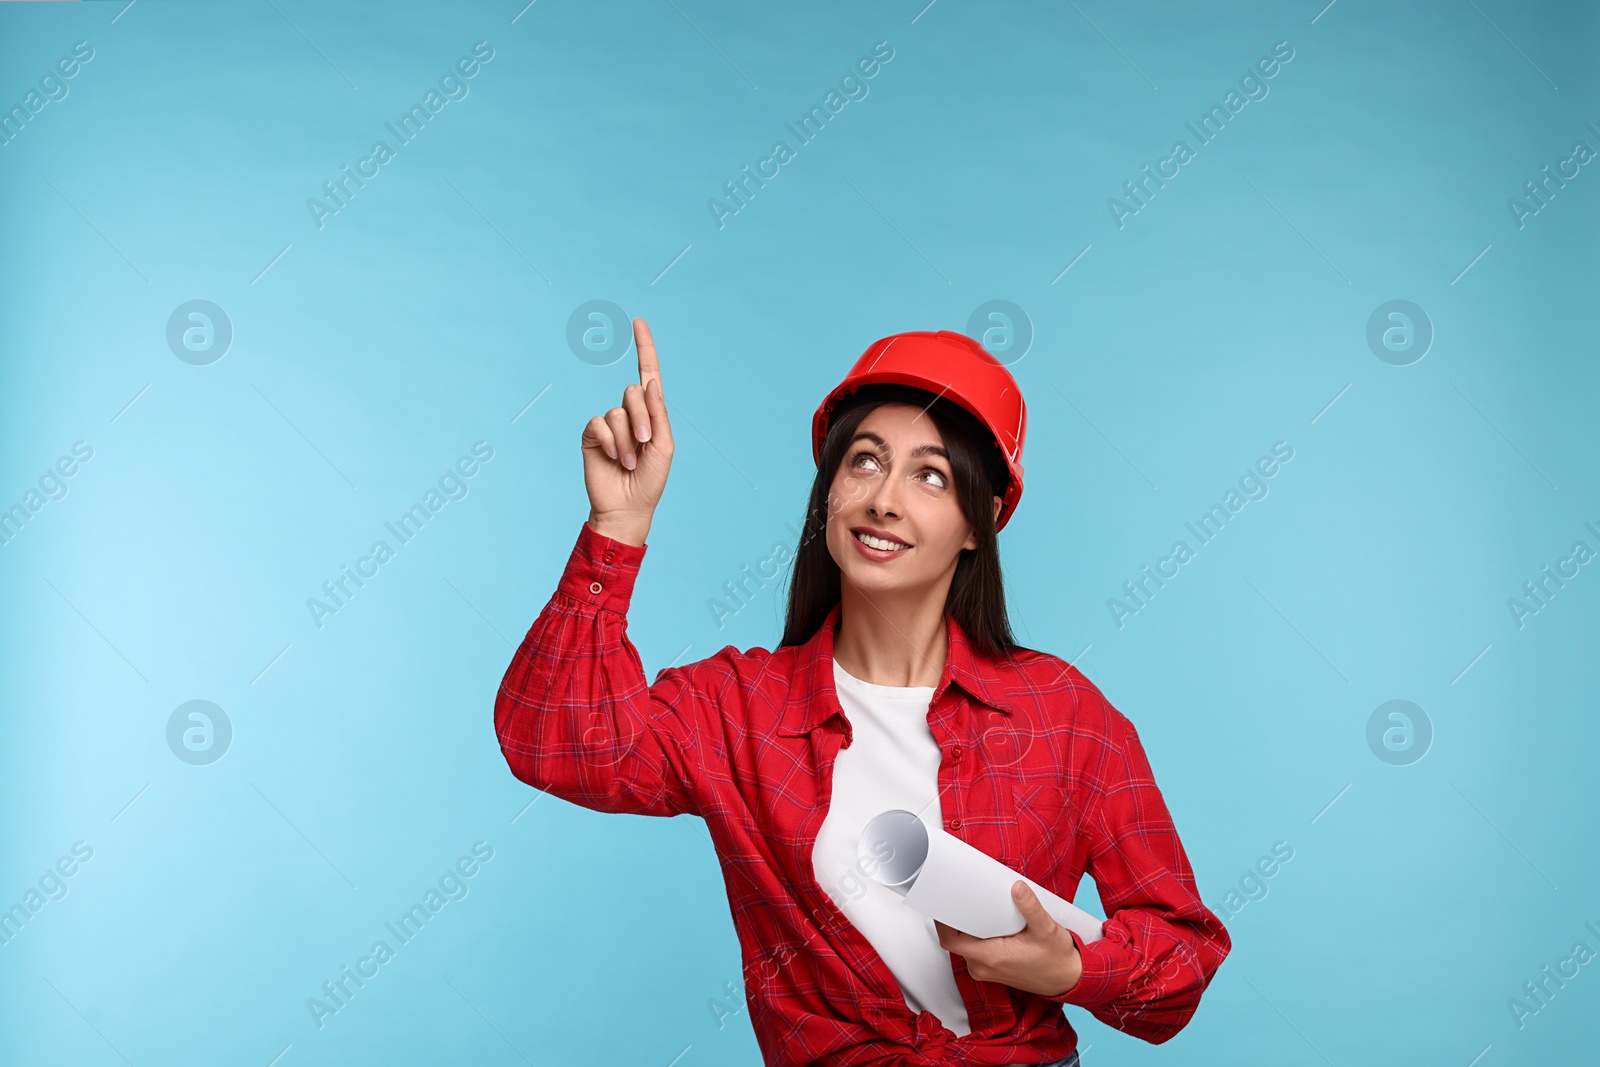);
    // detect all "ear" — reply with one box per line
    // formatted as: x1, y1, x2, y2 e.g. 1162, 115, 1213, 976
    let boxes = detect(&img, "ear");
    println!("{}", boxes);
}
965, 495, 1003, 552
